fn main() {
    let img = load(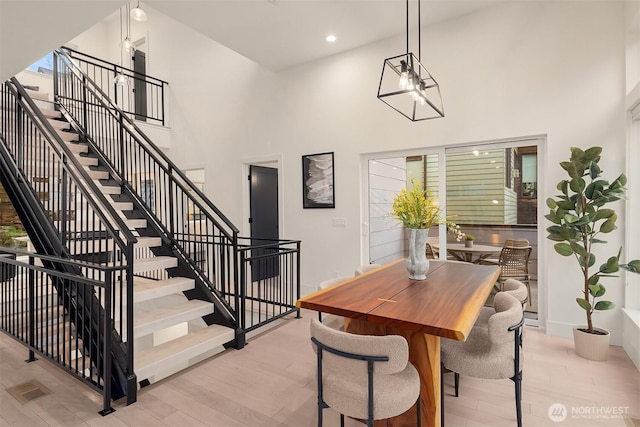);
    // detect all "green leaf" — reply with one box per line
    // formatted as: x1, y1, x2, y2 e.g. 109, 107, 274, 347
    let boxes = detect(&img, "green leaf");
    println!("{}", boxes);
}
570, 178, 586, 193
588, 284, 605, 297
545, 212, 562, 225
588, 275, 600, 286
546, 198, 557, 209
600, 256, 620, 274
557, 200, 576, 211
621, 260, 640, 274
592, 209, 615, 221
600, 217, 617, 233
563, 214, 580, 224
570, 242, 587, 257
594, 301, 615, 311
579, 253, 596, 268
583, 146, 603, 162
589, 161, 601, 179
617, 173, 627, 186
554, 243, 574, 256
561, 161, 584, 180
576, 298, 592, 311
557, 180, 569, 195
